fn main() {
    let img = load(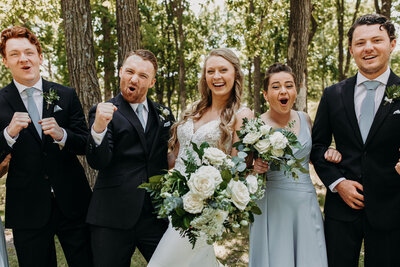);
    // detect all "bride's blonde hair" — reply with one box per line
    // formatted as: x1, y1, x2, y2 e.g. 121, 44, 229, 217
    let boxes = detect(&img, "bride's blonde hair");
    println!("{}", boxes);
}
169, 48, 244, 153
